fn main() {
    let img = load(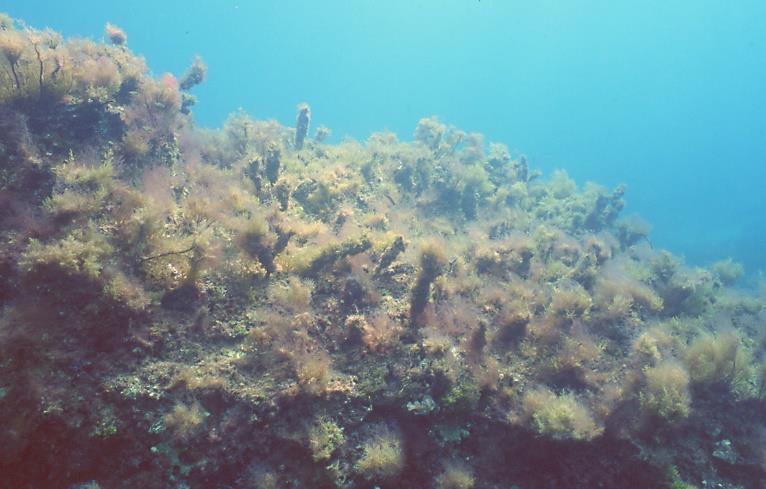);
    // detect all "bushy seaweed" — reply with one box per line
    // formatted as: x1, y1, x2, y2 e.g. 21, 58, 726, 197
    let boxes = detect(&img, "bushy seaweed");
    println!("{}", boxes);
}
0, 14, 765, 489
